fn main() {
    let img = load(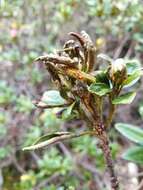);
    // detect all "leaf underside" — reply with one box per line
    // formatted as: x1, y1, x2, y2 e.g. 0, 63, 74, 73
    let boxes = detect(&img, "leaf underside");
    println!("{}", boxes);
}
41, 90, 66, 106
